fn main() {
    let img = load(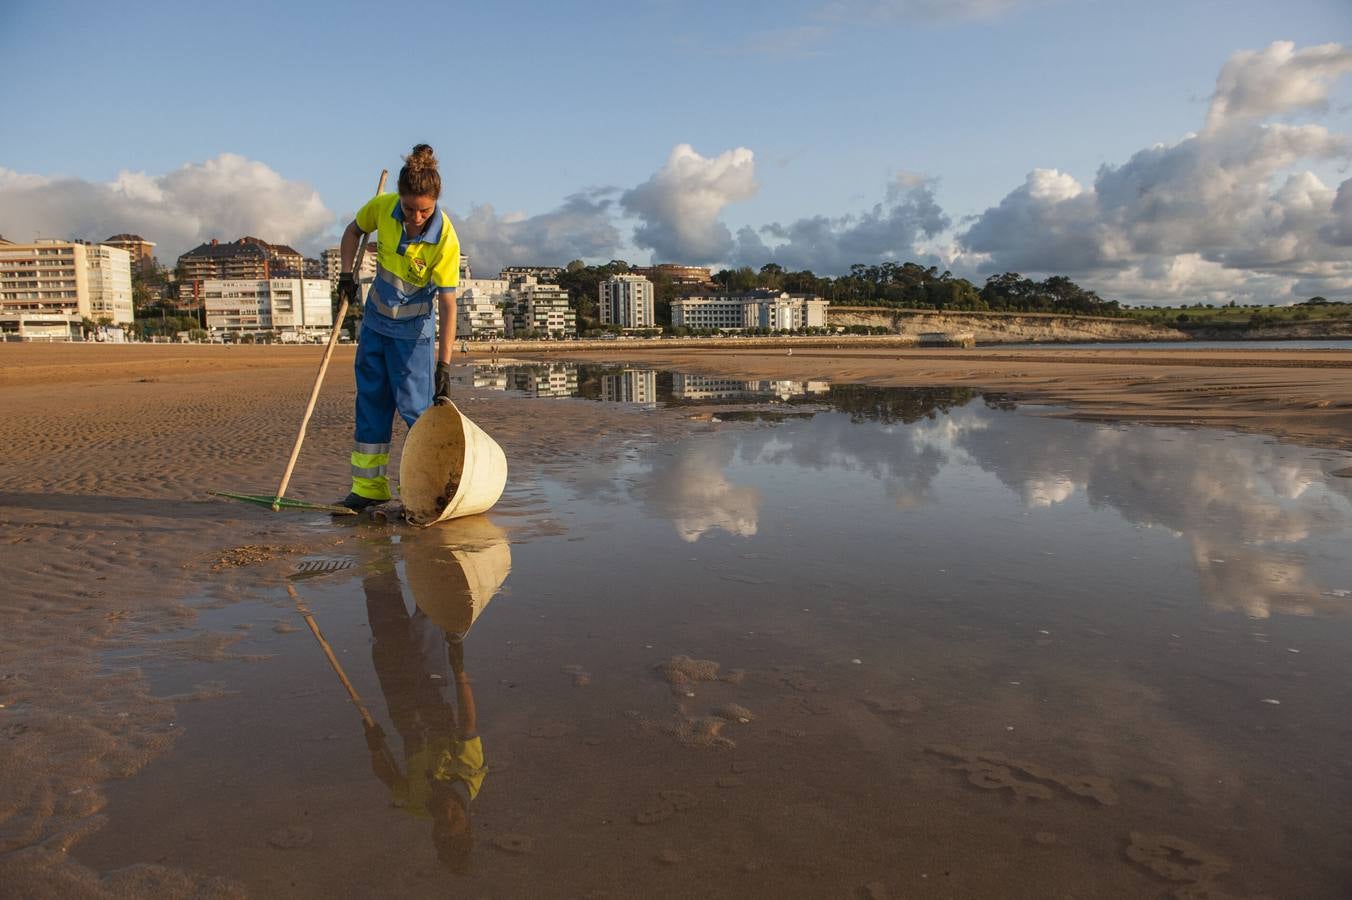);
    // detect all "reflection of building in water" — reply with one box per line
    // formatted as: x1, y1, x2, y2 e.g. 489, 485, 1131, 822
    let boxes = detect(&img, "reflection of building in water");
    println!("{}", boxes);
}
672, 374, 829, 402
452, 364, 509, 390
600, 369, 657, 406
508, 363, 579, 398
